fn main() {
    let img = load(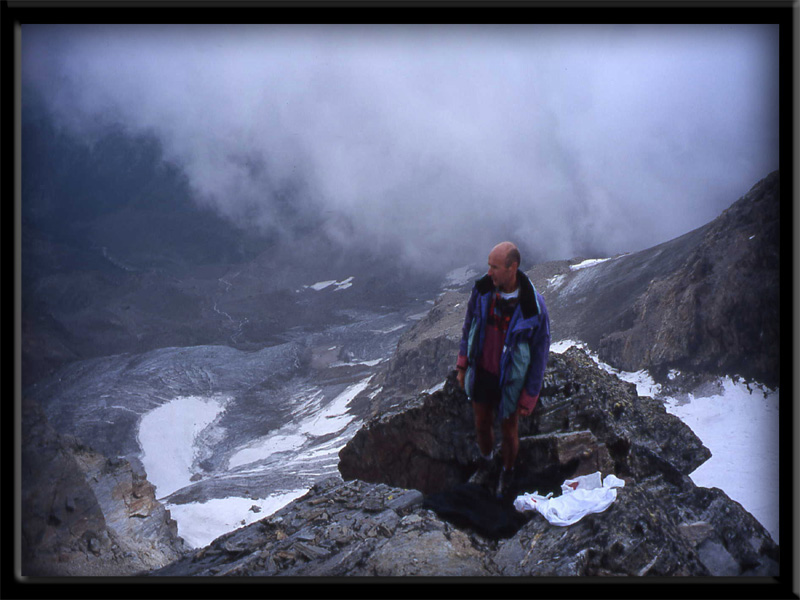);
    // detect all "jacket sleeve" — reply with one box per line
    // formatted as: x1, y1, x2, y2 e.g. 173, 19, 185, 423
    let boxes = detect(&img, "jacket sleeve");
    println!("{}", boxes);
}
520, 298, 550, 410
457, 287, 479, 370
